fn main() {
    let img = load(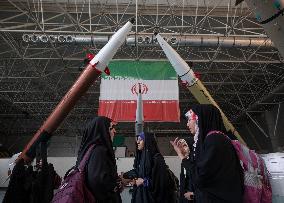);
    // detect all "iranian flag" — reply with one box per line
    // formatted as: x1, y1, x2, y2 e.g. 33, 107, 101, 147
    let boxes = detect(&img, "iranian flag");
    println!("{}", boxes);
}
98, 61, 180, 122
